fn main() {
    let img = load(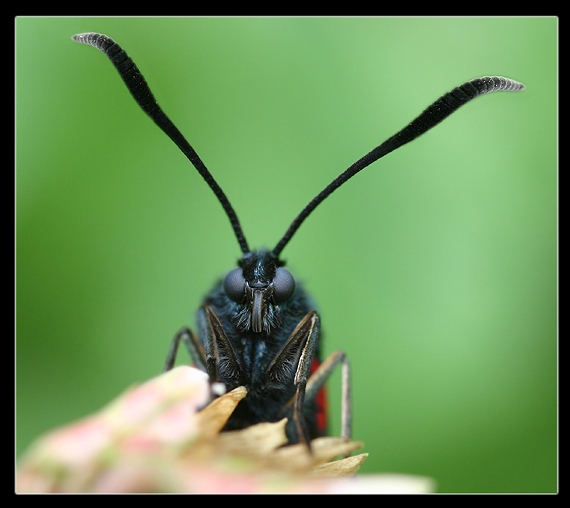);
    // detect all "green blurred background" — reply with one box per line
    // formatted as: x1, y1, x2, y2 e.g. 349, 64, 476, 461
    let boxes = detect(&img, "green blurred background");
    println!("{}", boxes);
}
16, 17, 557, 493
